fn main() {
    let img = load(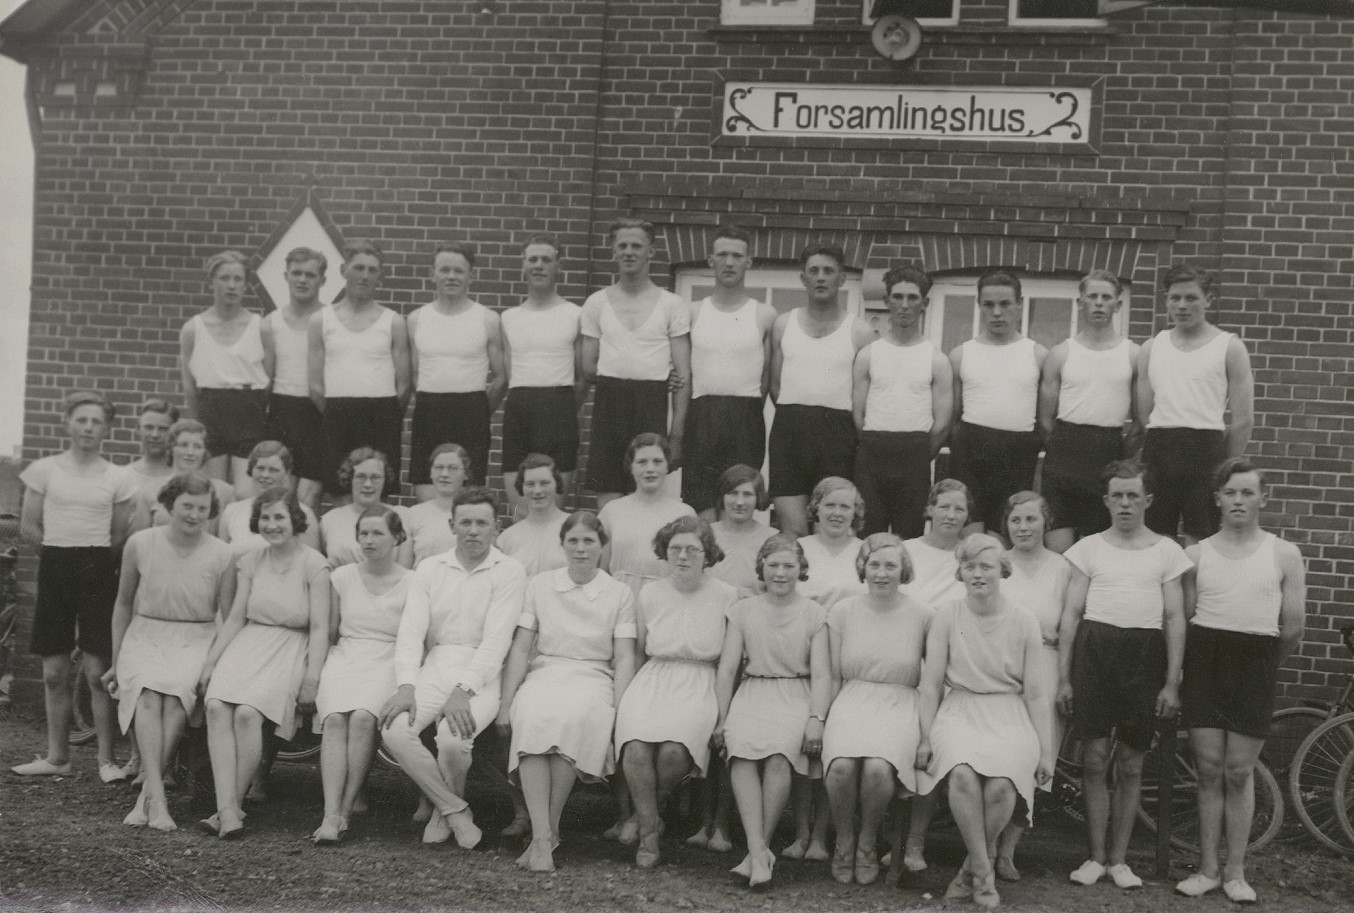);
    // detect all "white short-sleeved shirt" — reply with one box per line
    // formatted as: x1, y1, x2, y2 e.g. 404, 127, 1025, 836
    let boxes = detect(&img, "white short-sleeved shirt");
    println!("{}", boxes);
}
21, 456, 139, 547
1064, 533, 1194, 630
580, 289, 690, 381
